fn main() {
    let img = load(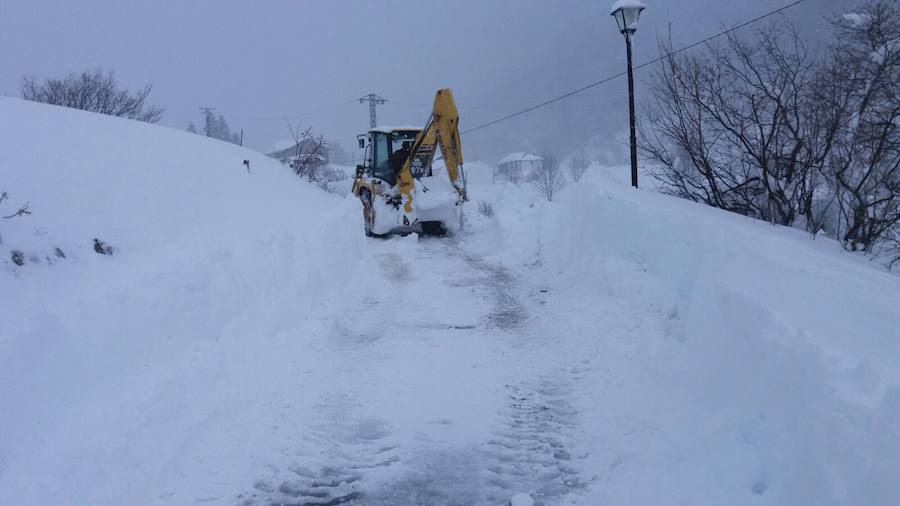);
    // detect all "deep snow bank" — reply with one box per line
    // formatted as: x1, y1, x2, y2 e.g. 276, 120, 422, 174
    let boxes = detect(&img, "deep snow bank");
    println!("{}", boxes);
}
463, 169, 900, 505
3, 95, 898, 505
0, 98, 365, 504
